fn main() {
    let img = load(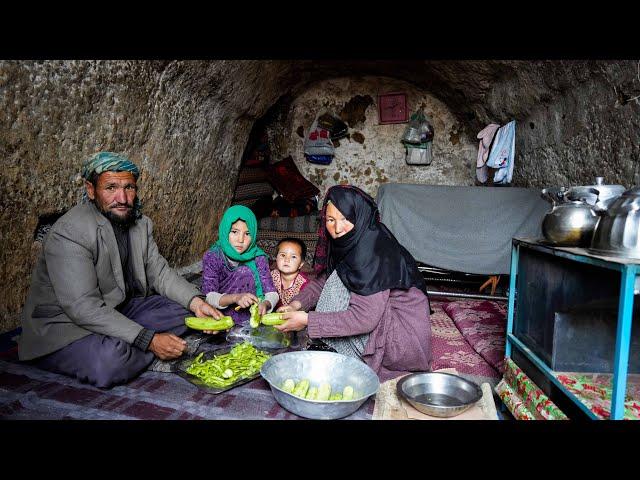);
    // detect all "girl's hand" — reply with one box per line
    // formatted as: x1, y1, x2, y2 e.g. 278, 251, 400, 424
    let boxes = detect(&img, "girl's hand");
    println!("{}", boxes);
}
273, 311, 308, 333
258, 300, 271, 316
235, 292, 259, 308
277, 300, 302, 313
